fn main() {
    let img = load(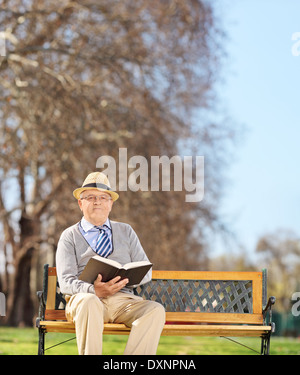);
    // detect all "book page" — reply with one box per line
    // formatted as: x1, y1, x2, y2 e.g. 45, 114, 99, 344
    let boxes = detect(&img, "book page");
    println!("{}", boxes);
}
123, 261, 152, 270
93, 255, 151, 271
92, 255, 122, 268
